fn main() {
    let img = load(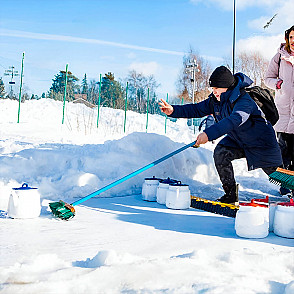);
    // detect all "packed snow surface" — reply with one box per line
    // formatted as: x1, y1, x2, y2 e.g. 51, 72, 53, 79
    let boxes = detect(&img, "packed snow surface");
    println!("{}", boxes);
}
0, 99, 293, 294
